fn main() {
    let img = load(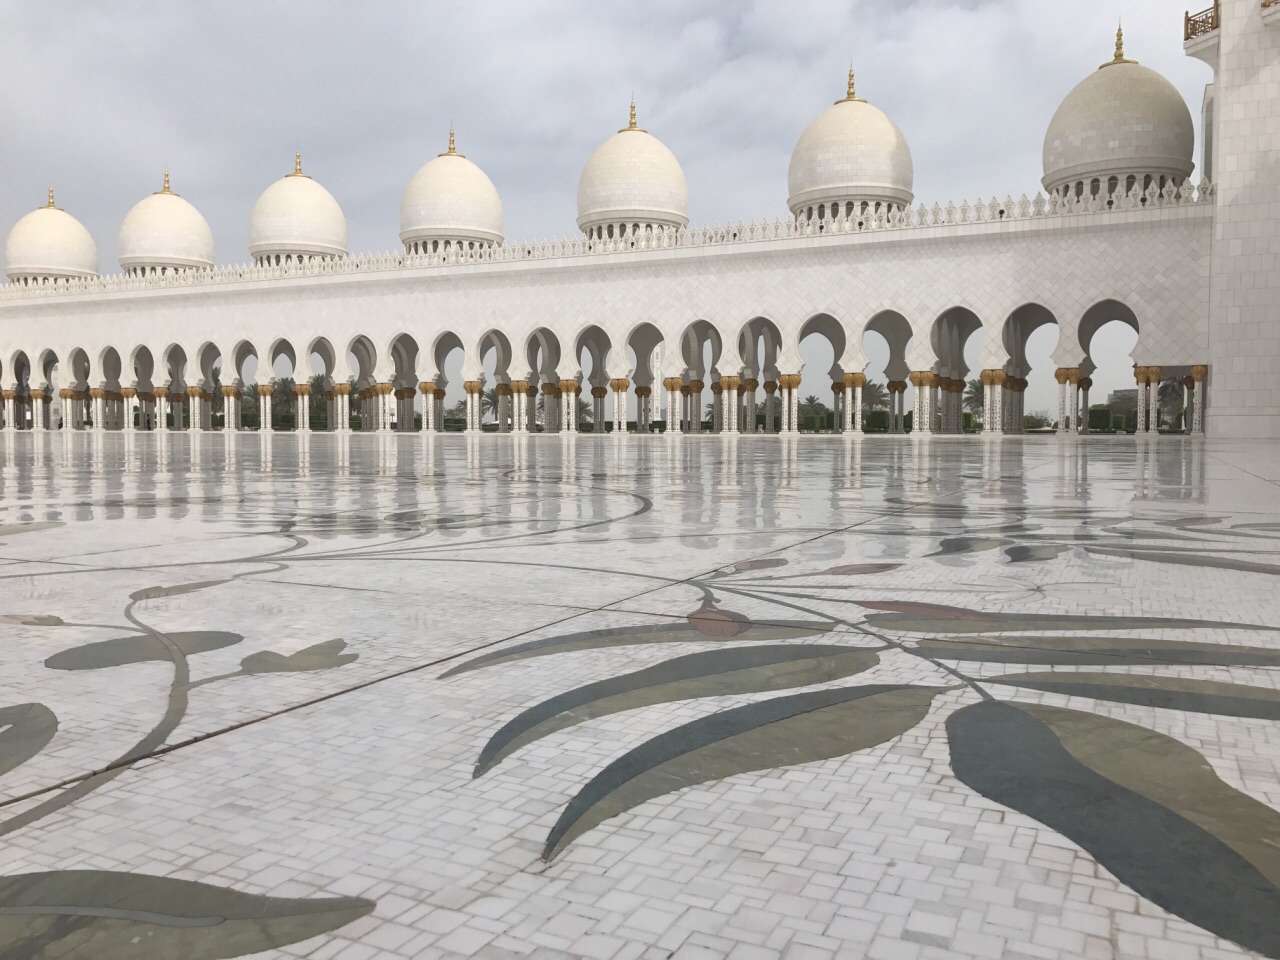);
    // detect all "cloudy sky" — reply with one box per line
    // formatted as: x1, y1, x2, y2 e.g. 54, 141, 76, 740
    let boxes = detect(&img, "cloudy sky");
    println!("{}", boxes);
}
0, 0, 1210, 414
